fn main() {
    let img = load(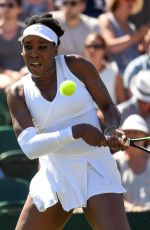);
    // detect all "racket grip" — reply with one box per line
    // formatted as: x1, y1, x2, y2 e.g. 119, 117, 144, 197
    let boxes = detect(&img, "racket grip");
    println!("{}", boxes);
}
105, 136, 130, 146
